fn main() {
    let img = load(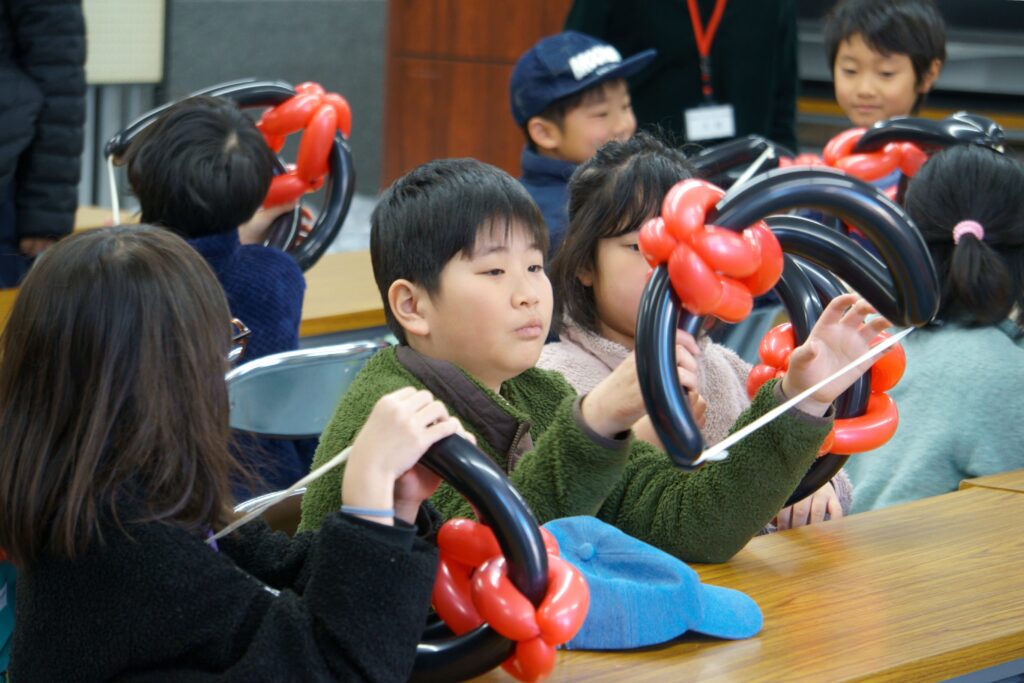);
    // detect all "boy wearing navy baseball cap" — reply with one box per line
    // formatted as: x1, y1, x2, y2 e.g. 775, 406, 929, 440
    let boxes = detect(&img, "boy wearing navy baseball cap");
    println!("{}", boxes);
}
511, 31, 655, 254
